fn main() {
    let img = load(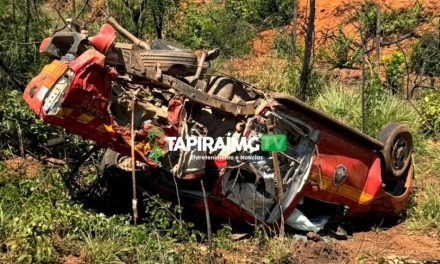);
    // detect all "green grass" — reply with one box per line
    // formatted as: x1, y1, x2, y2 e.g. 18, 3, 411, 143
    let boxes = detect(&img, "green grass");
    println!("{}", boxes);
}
259, 61, 300, 95
406, 140, 440, 235
0, 165, 203, 263
313, 82, 363, 129
407, 182, 440, 234
0, 161, 304, 263
263, 237, 299, 264
312, 82, 422, 139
